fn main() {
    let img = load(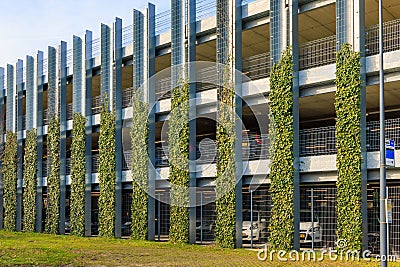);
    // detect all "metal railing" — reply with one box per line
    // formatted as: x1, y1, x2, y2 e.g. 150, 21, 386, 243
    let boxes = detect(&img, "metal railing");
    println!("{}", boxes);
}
122, 87, 134, 108
43, 109, 49, 125
89, 153, 131, 173
122, 24, 134, 48
154, 133, 270, 167
299, 125, 337, 157
366, 118, 400, 152
67, 103, 73, 120
299, 117, 400, 156
366, 18, 400, 56
66, 158, 71, 175
42, 160, 49, 177
67, 49, 73, 68
299, 35, 336, 70
123, 151, 131, 171
196, 65, 218, 92
243, 133, 270, 160
91, 38, 101, 59
196, 0, 216, 21
92, 95, 101, 115
155, 10, 171, 35
242, 52, 271, 80
156, 76, 172, 100
92, 154, 99, 173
